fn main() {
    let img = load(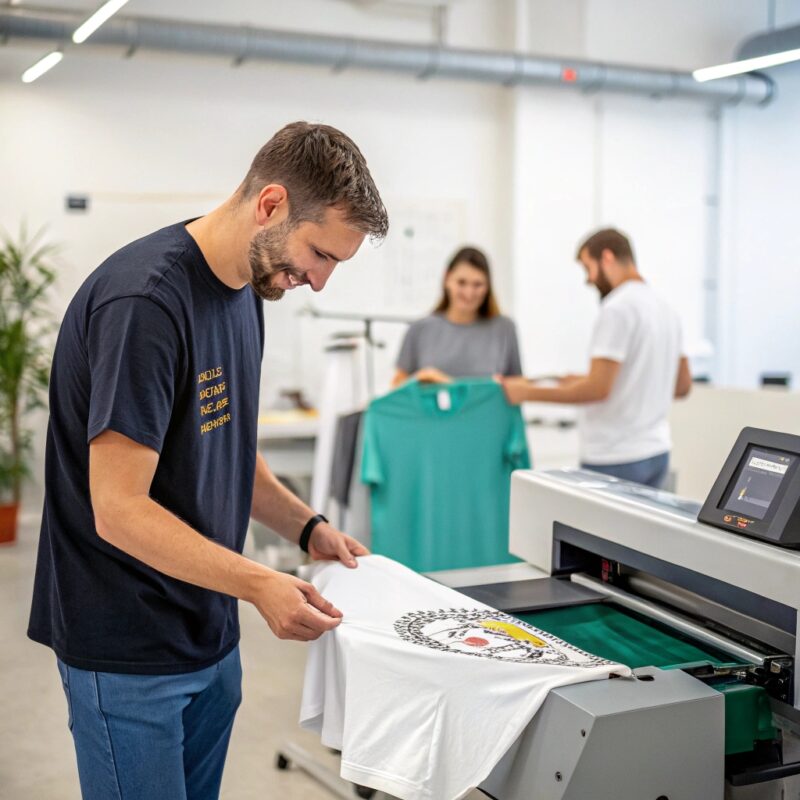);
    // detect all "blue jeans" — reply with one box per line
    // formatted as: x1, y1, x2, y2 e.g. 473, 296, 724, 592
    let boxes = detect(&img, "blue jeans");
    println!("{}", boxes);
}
581, 451, 670, 489
56, 646, 242, 800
